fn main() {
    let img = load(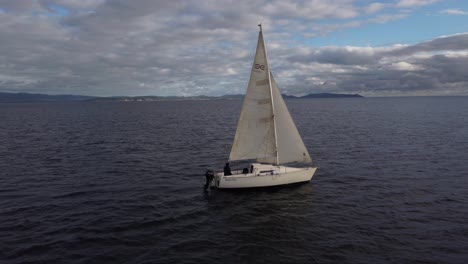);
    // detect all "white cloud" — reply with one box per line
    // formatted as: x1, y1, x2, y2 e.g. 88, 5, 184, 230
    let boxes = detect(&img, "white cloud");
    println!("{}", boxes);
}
440, 9, 468, 15
364, 2, 389, 14
389, 62, 423, 71
396, 0, 439, 8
